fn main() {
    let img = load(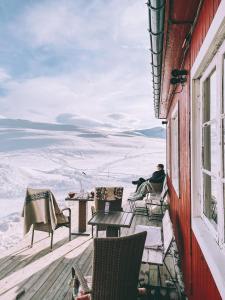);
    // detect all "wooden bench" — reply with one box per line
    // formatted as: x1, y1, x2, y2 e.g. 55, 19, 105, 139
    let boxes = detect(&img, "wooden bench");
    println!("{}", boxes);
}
135, 210, 181, 295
